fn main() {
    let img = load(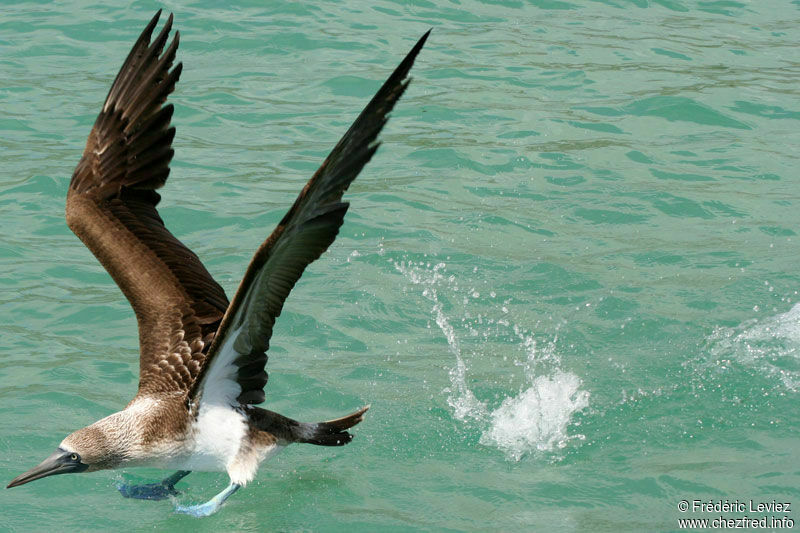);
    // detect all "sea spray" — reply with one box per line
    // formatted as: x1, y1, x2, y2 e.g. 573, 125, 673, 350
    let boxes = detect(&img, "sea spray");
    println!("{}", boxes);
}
393, 259, 589, 460
706, 302, 800, 392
